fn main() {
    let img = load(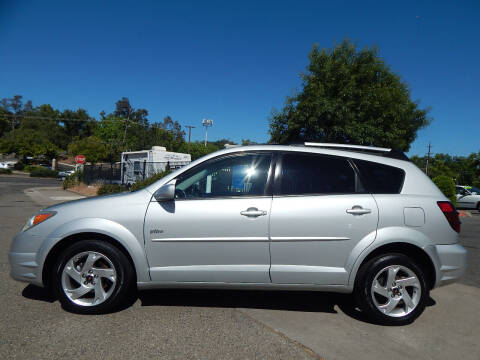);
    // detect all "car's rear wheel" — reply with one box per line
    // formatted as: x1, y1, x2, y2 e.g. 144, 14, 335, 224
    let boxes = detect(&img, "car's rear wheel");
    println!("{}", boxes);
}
354, 253, 428, 325
52, 240, 135, 314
